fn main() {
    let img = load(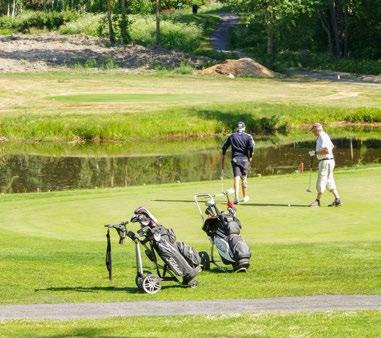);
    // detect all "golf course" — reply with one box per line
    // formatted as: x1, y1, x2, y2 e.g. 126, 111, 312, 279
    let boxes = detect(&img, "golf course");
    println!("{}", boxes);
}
0, 165, 380, 335
1, 0, 381, 336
